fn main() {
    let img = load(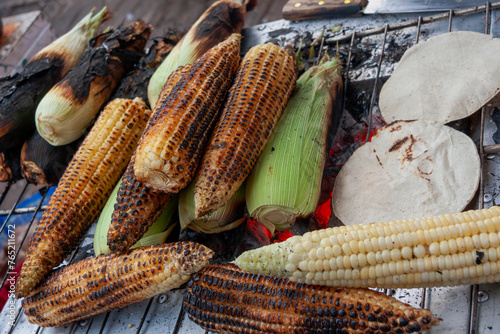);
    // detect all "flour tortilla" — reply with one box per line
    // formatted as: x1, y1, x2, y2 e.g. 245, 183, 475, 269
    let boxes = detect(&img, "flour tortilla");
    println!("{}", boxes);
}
331, 120, 480, 225
379, 31, 500, 124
